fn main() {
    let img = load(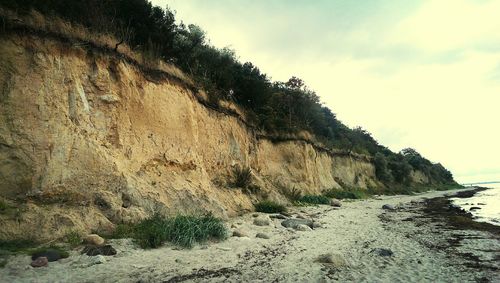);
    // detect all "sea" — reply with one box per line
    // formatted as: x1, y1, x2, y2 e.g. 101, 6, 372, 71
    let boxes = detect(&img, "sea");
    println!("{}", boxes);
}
451, 184, 500, 226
